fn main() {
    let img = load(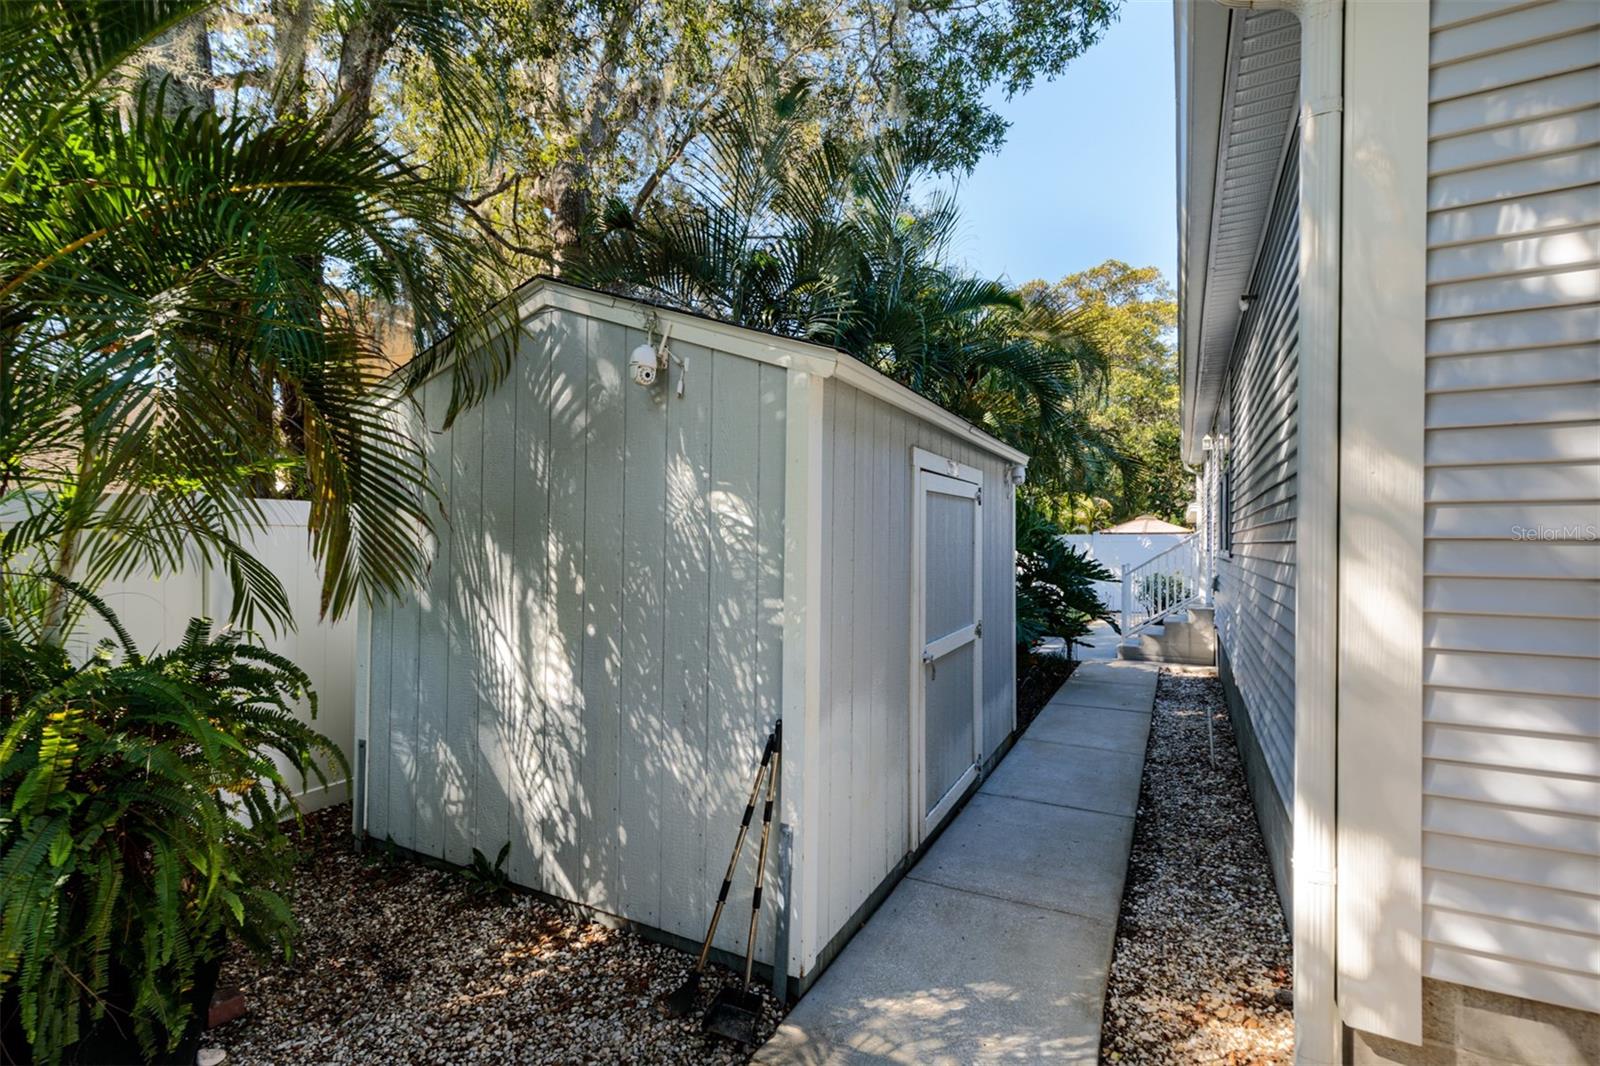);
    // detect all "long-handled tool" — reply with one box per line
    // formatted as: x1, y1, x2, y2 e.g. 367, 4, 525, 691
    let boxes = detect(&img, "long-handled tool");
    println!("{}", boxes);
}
704, 721, 781, 1045
656, 725, 777, 1018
